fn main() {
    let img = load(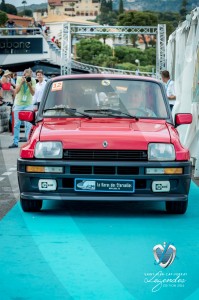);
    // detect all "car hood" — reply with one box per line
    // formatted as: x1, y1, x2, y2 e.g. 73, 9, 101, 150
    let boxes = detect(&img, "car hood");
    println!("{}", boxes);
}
39, 119, 171, 150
